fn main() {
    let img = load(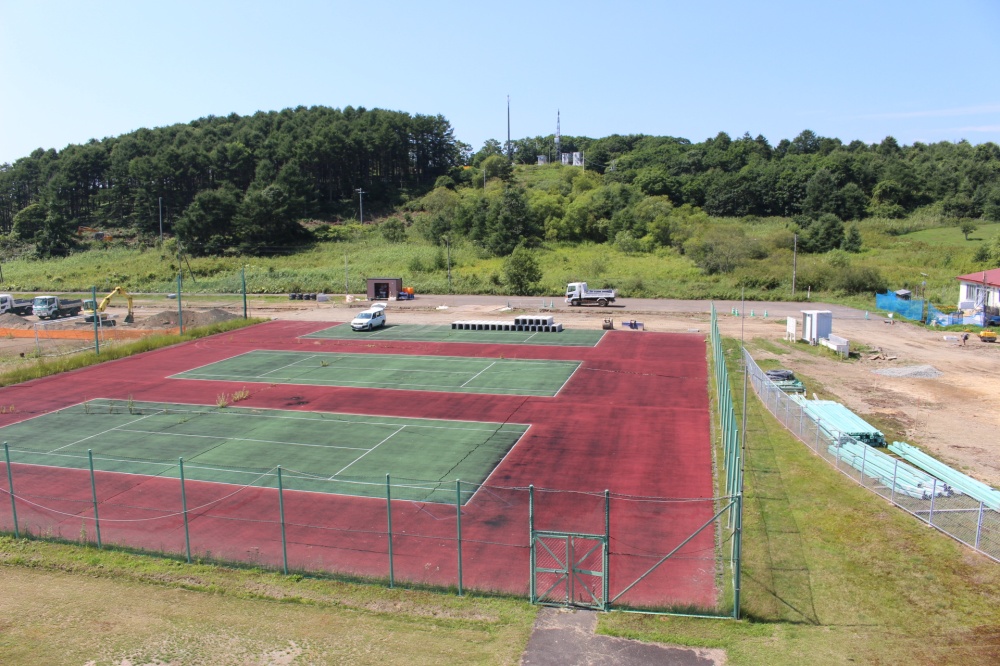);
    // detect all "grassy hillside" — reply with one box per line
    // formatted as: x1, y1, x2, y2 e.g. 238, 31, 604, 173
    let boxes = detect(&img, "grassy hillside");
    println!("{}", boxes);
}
0, 211, 992, 310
